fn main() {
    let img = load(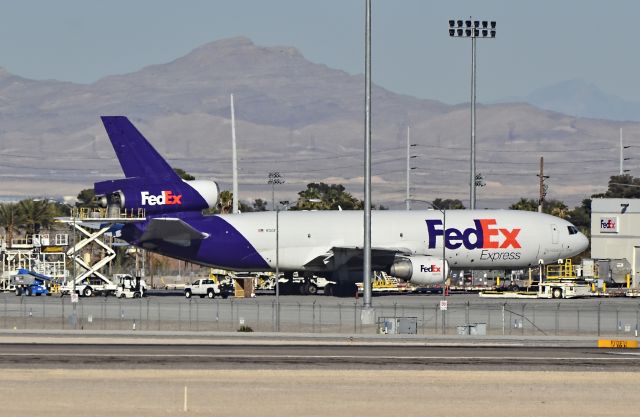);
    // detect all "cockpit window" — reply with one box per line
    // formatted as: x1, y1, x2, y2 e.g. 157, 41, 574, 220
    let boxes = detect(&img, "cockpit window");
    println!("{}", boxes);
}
567, 226, 578, 235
